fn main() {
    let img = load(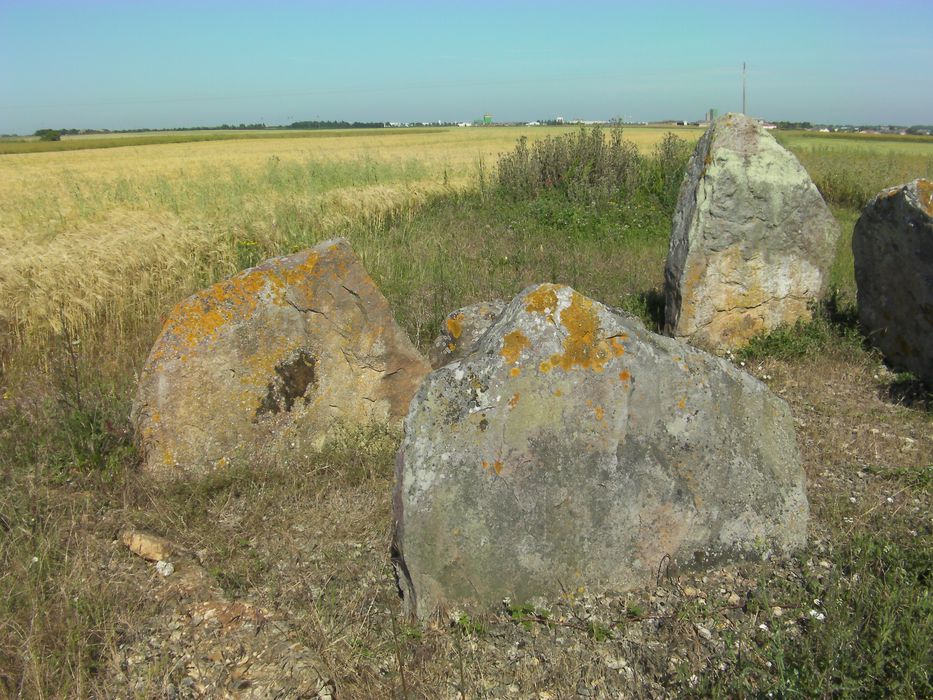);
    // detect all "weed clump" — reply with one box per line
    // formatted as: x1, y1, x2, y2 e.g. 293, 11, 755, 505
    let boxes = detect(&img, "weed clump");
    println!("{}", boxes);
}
496, 126, 691, 211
